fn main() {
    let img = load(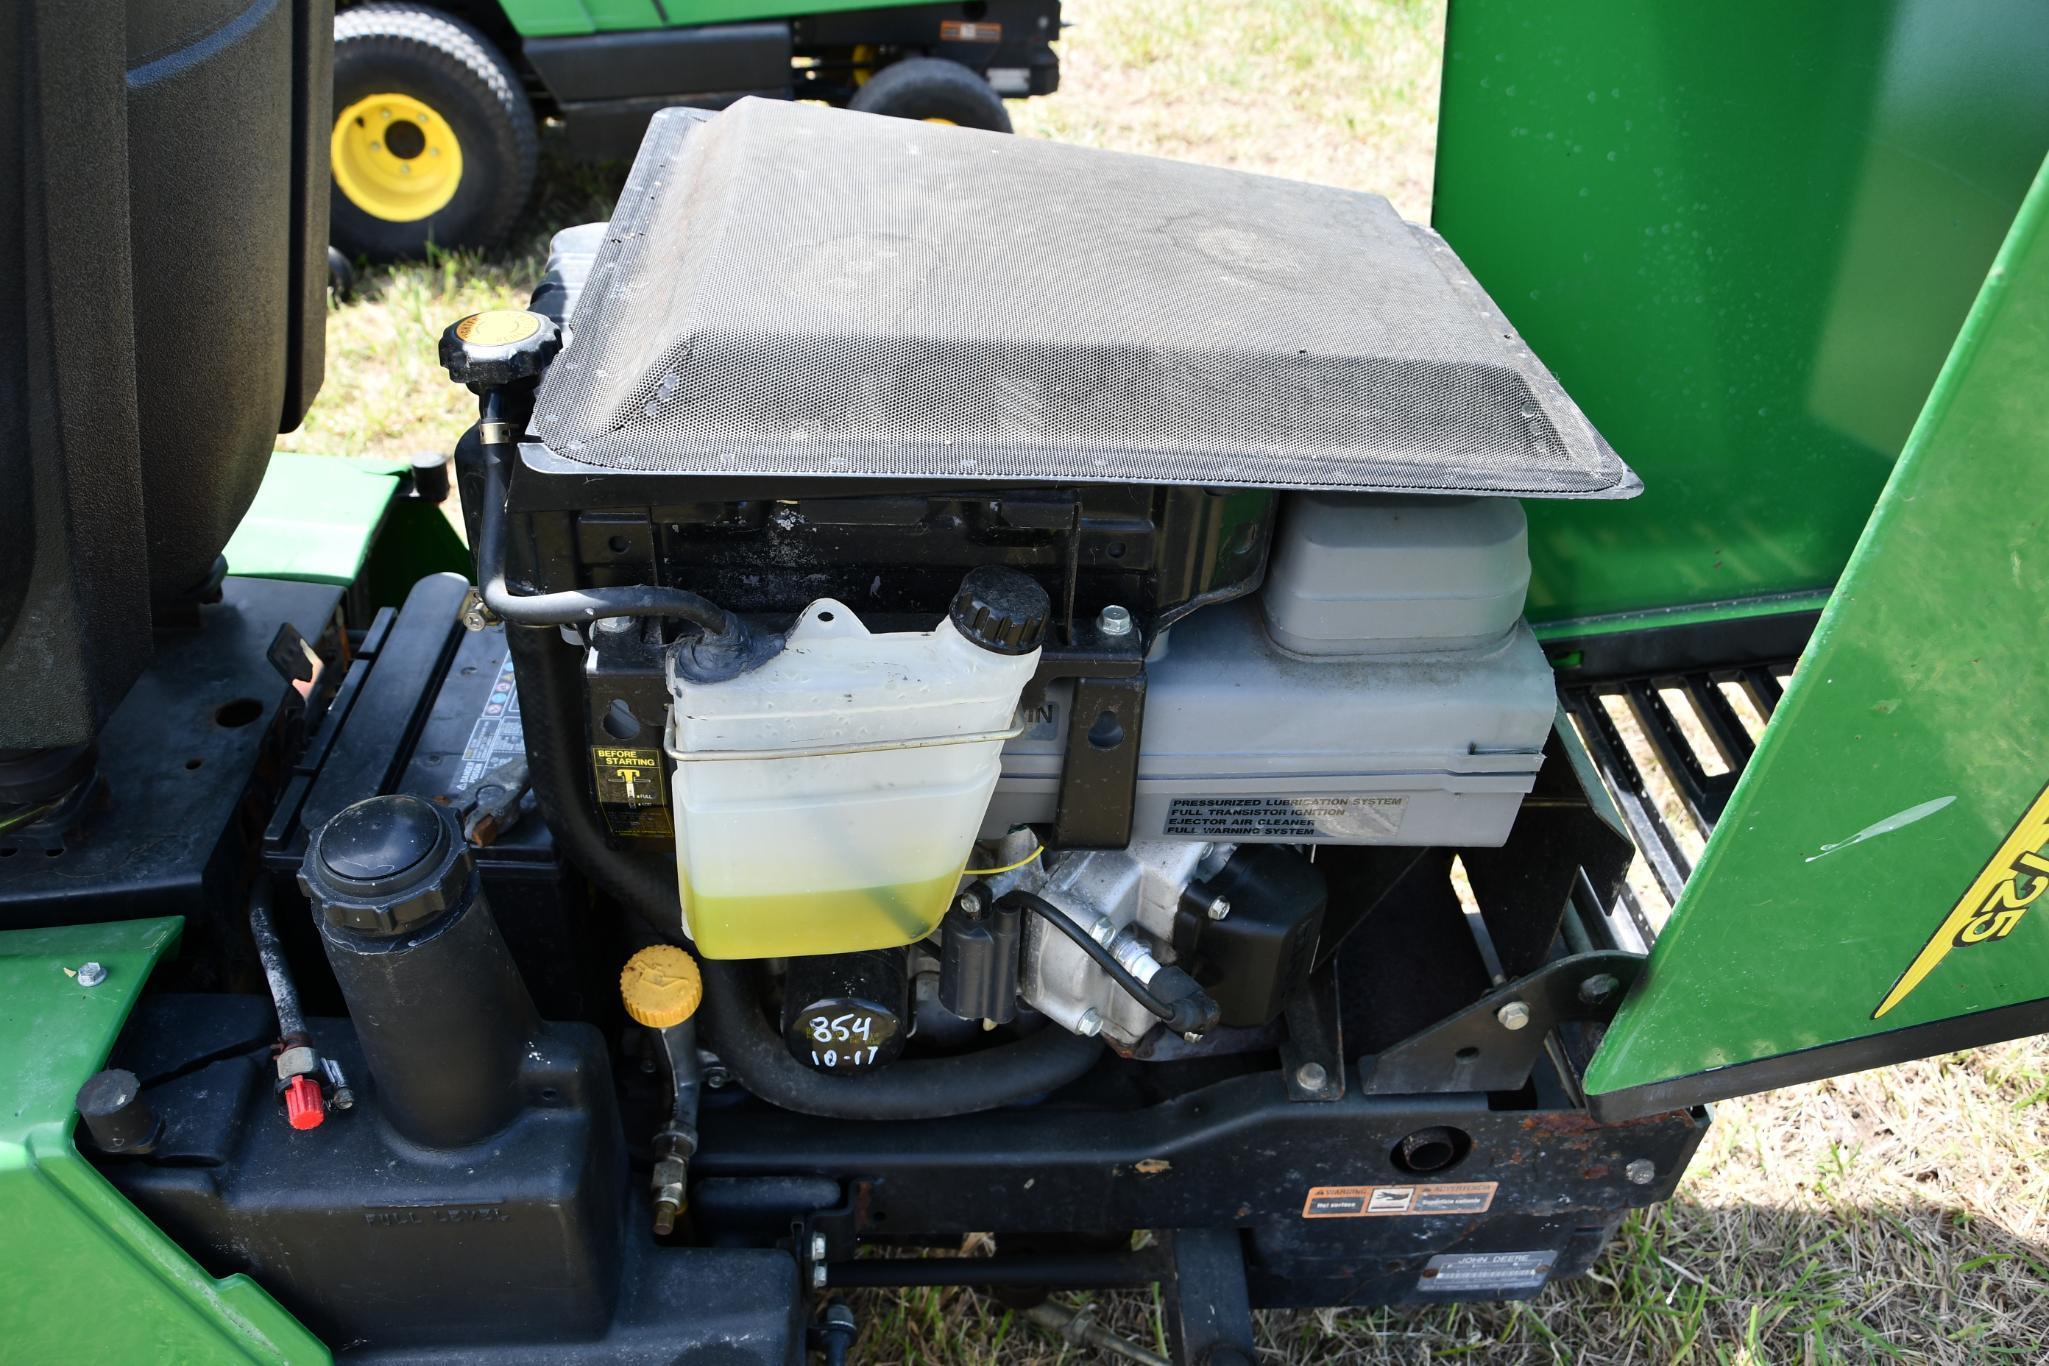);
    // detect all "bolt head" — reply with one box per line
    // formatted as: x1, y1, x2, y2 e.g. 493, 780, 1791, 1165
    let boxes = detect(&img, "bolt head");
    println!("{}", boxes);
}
1579, 973, 1621, 1005
75, 962, 107, 988
1495, 1000, 1532, 1031
704, 1066, 730, 1090
1625, 1158, 1657, 1186
811, 1262, 829, 1290
955, 892, 983, 918
809, 1232, 827, 1261
1206, 895, 1232, 921
1074, 1008, 1104, 1038
1294, 1062, 1328, 1092
594, 615, 635, 636
1096, 604, 1133, 638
